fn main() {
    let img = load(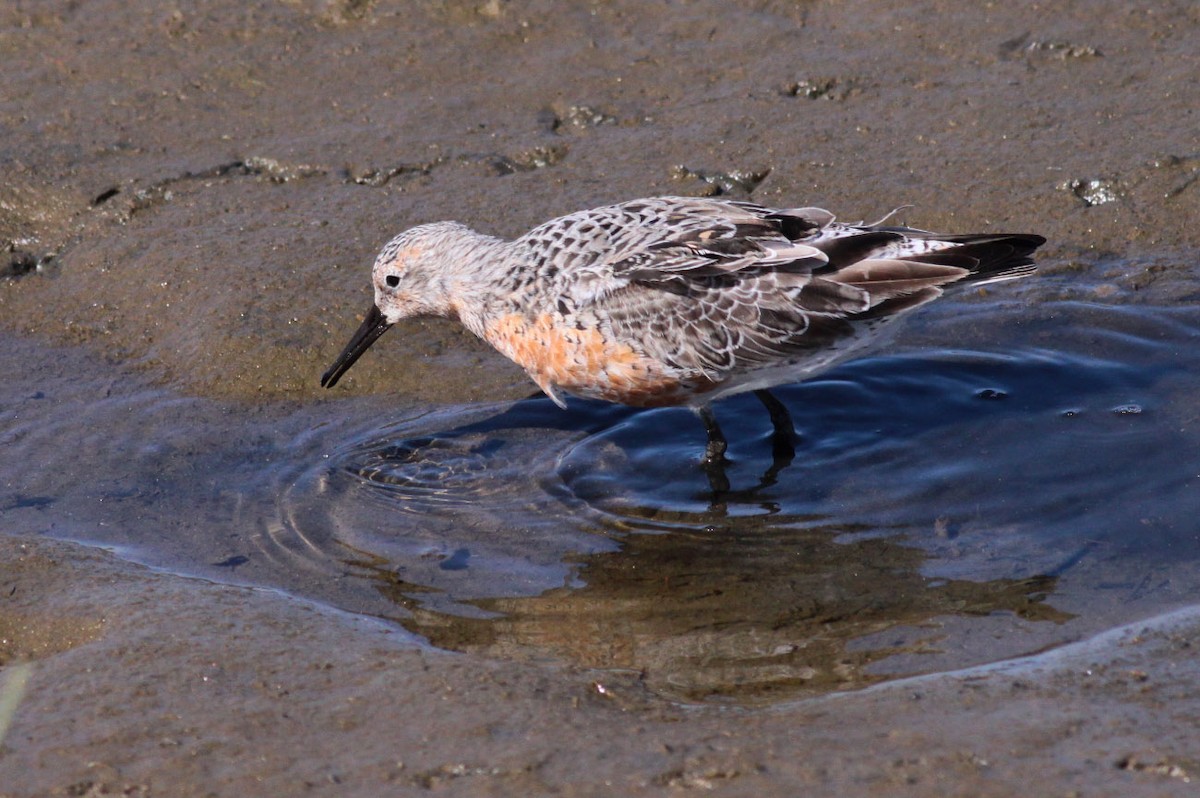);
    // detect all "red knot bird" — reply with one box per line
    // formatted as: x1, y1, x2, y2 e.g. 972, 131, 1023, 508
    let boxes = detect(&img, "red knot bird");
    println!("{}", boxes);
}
322, 196, 1043, 470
